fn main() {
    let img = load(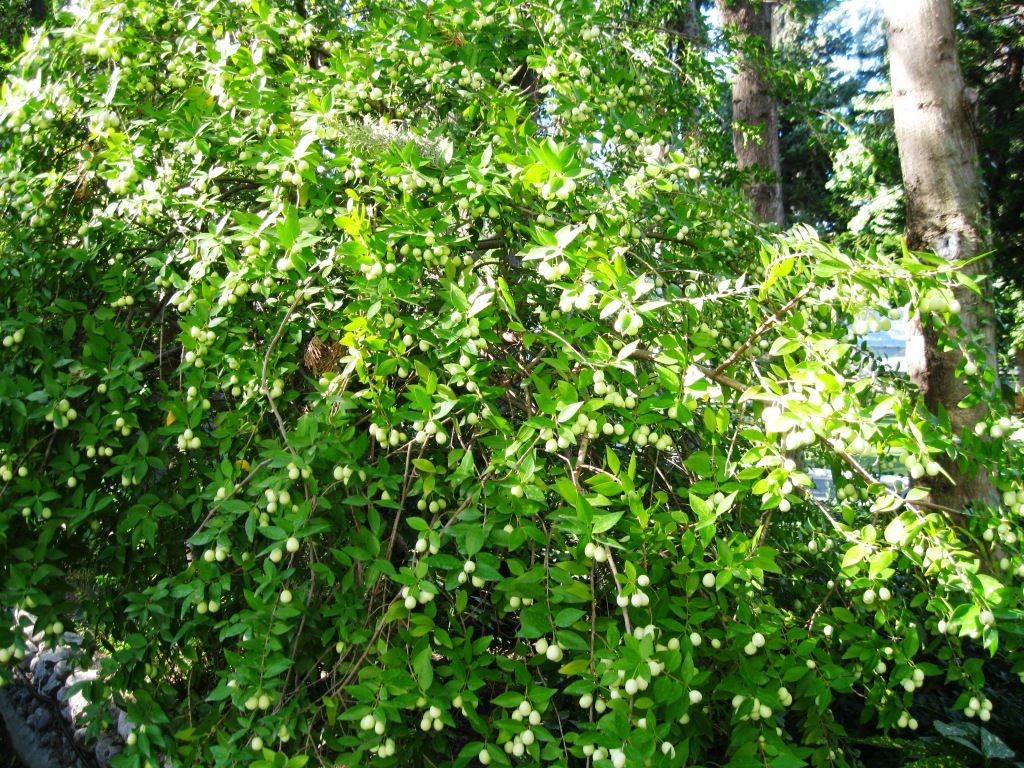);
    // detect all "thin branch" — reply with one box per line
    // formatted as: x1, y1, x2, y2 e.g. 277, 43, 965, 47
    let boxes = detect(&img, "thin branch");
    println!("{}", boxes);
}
261, 277, 315, 453
712, 281, 815, 376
